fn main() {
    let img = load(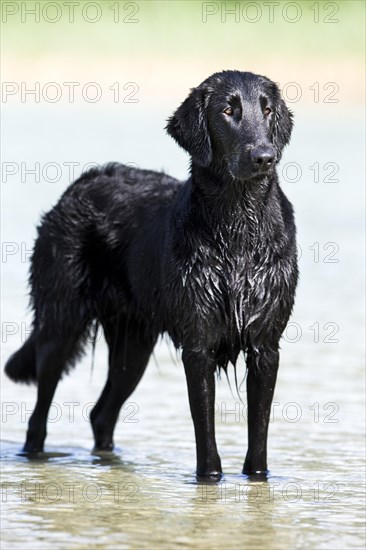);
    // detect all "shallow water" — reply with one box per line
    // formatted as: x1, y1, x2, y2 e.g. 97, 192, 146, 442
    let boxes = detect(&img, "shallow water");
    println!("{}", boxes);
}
1, 107, 365, 549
